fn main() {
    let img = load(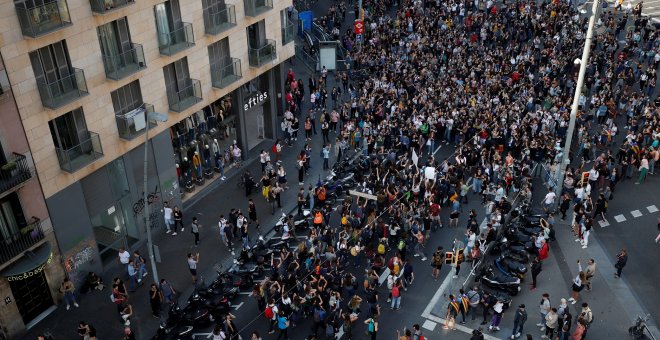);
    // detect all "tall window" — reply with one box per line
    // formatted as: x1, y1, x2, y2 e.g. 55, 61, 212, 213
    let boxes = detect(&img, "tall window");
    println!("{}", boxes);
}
49, 108, 88, 151
246, 20, 266, 49
163, 57, 191, 95
154, 0, 182, 46
111, 80, 143, 116
208, 38, 230, 67
29, 40, 73, 96
0, 193, 26, 242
